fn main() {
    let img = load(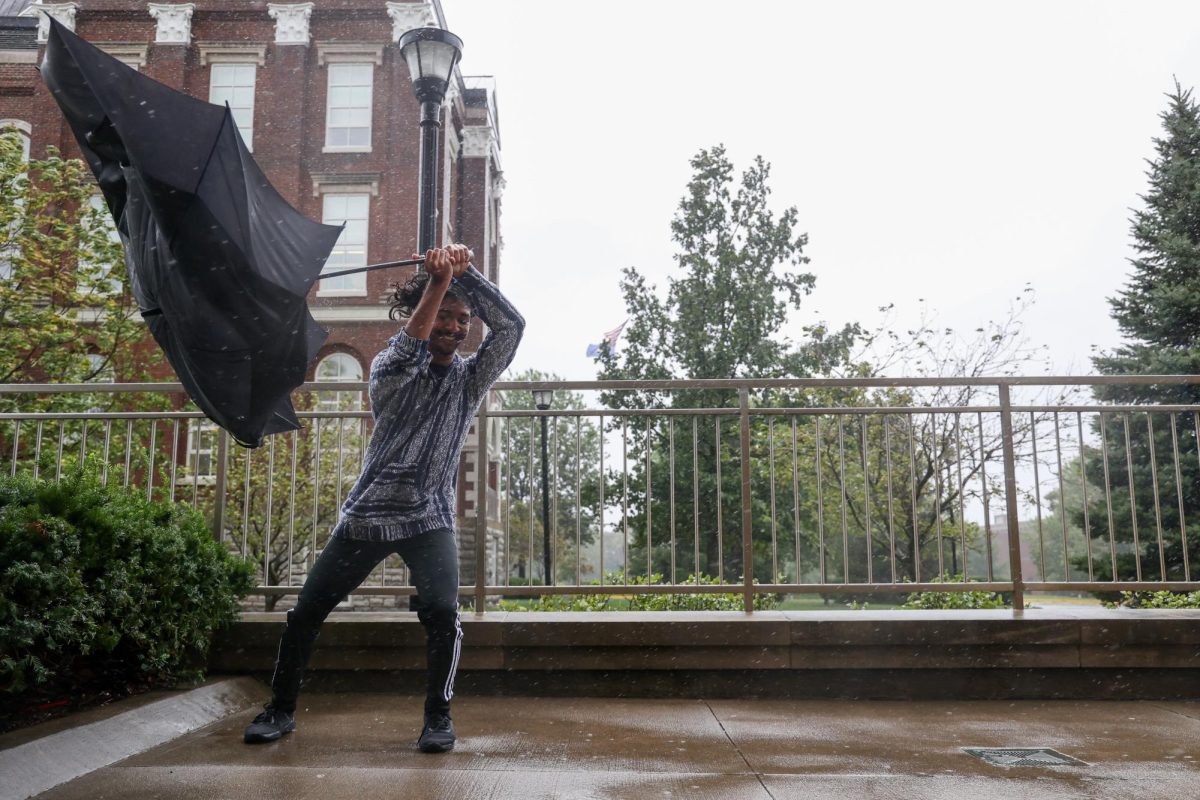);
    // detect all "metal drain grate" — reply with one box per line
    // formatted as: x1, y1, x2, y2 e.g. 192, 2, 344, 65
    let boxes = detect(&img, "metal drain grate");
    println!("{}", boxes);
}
963, 747, 1089, 767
